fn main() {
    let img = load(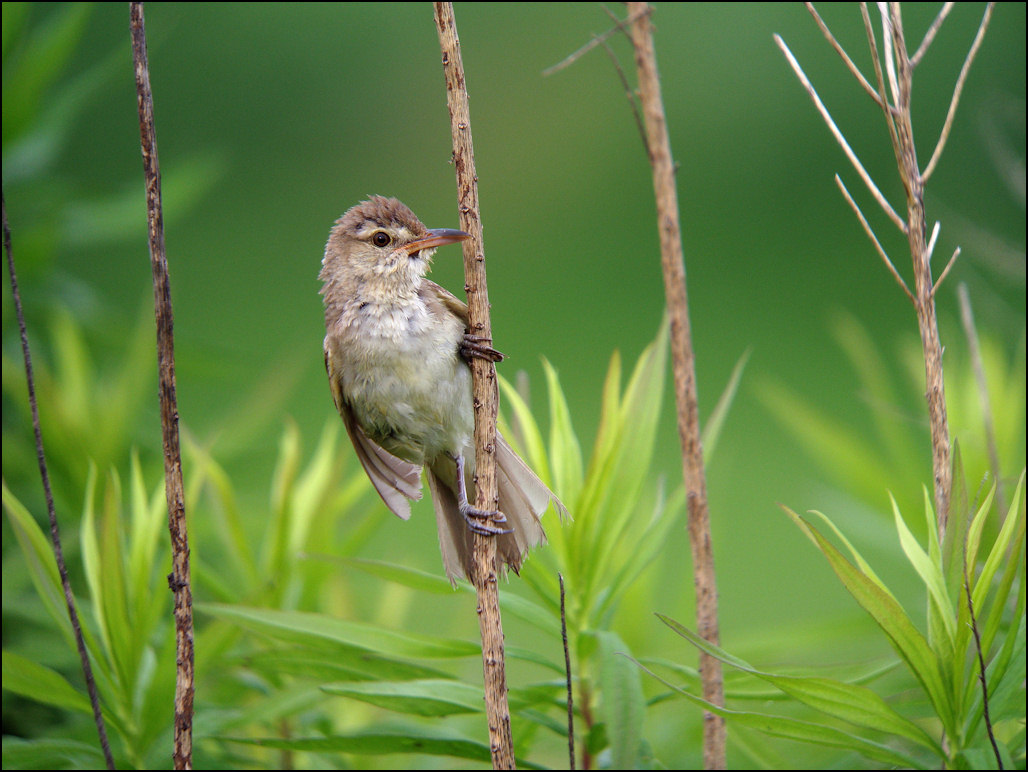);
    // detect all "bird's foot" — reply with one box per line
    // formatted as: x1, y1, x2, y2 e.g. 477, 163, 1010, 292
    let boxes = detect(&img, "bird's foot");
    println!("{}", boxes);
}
452, 452, 512, 535
460, 334, 504, 363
